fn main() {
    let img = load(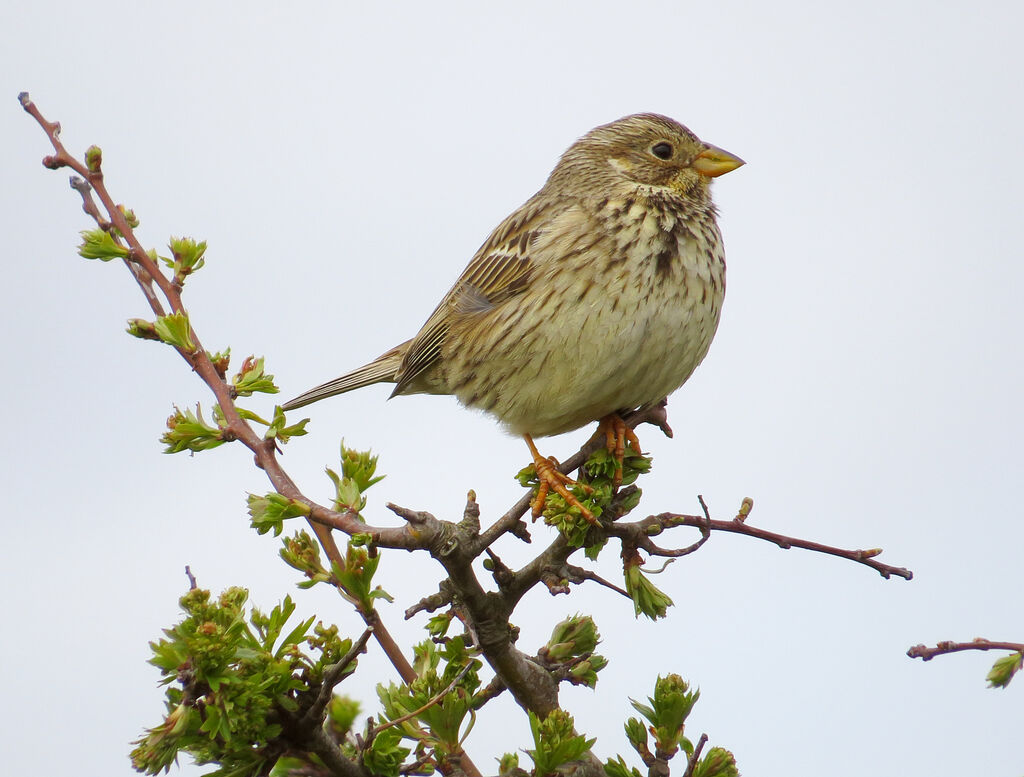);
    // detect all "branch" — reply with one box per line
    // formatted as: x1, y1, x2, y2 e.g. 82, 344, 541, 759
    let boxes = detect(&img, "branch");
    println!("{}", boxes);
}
20, 95, 484, 775
473, 401, 673, 552
683, 733, 709, 777
608, 501, 913, 581
296, 627, 374, 730
907, 639, 1024, 661
20, 93, 444, 685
